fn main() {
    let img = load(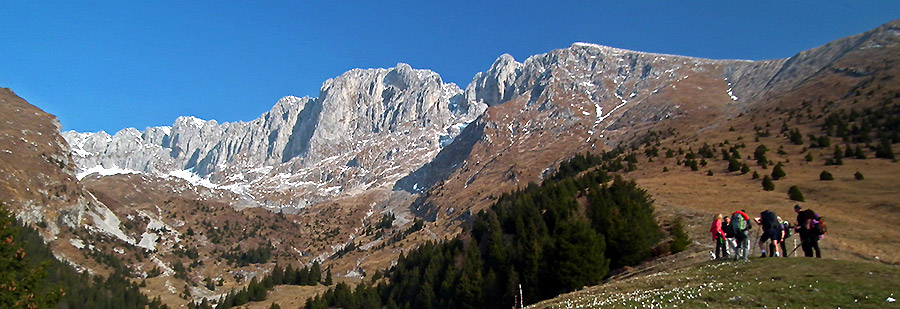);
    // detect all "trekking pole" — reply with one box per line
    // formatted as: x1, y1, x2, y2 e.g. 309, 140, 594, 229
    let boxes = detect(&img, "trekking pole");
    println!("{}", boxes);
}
789, 243, 802, 257
792, 238, 797, 257
750, 228, 760, 256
